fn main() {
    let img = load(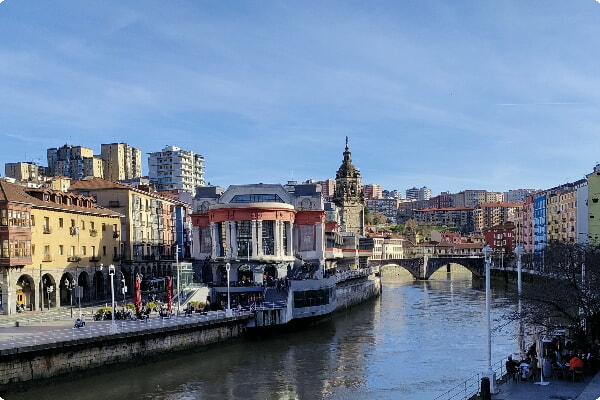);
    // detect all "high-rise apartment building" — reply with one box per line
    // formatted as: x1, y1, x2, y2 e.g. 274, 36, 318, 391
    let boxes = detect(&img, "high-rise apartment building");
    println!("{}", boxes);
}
451, 190, 503, 208
4, 162, 42, 182
406, 187, 431, 201
148, 145, 205, 195
363, 184, 383, 199
46, 145, 101, 180
504, 189, 538, 203
318, 179, 336, 199
101, 143, 143, 182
